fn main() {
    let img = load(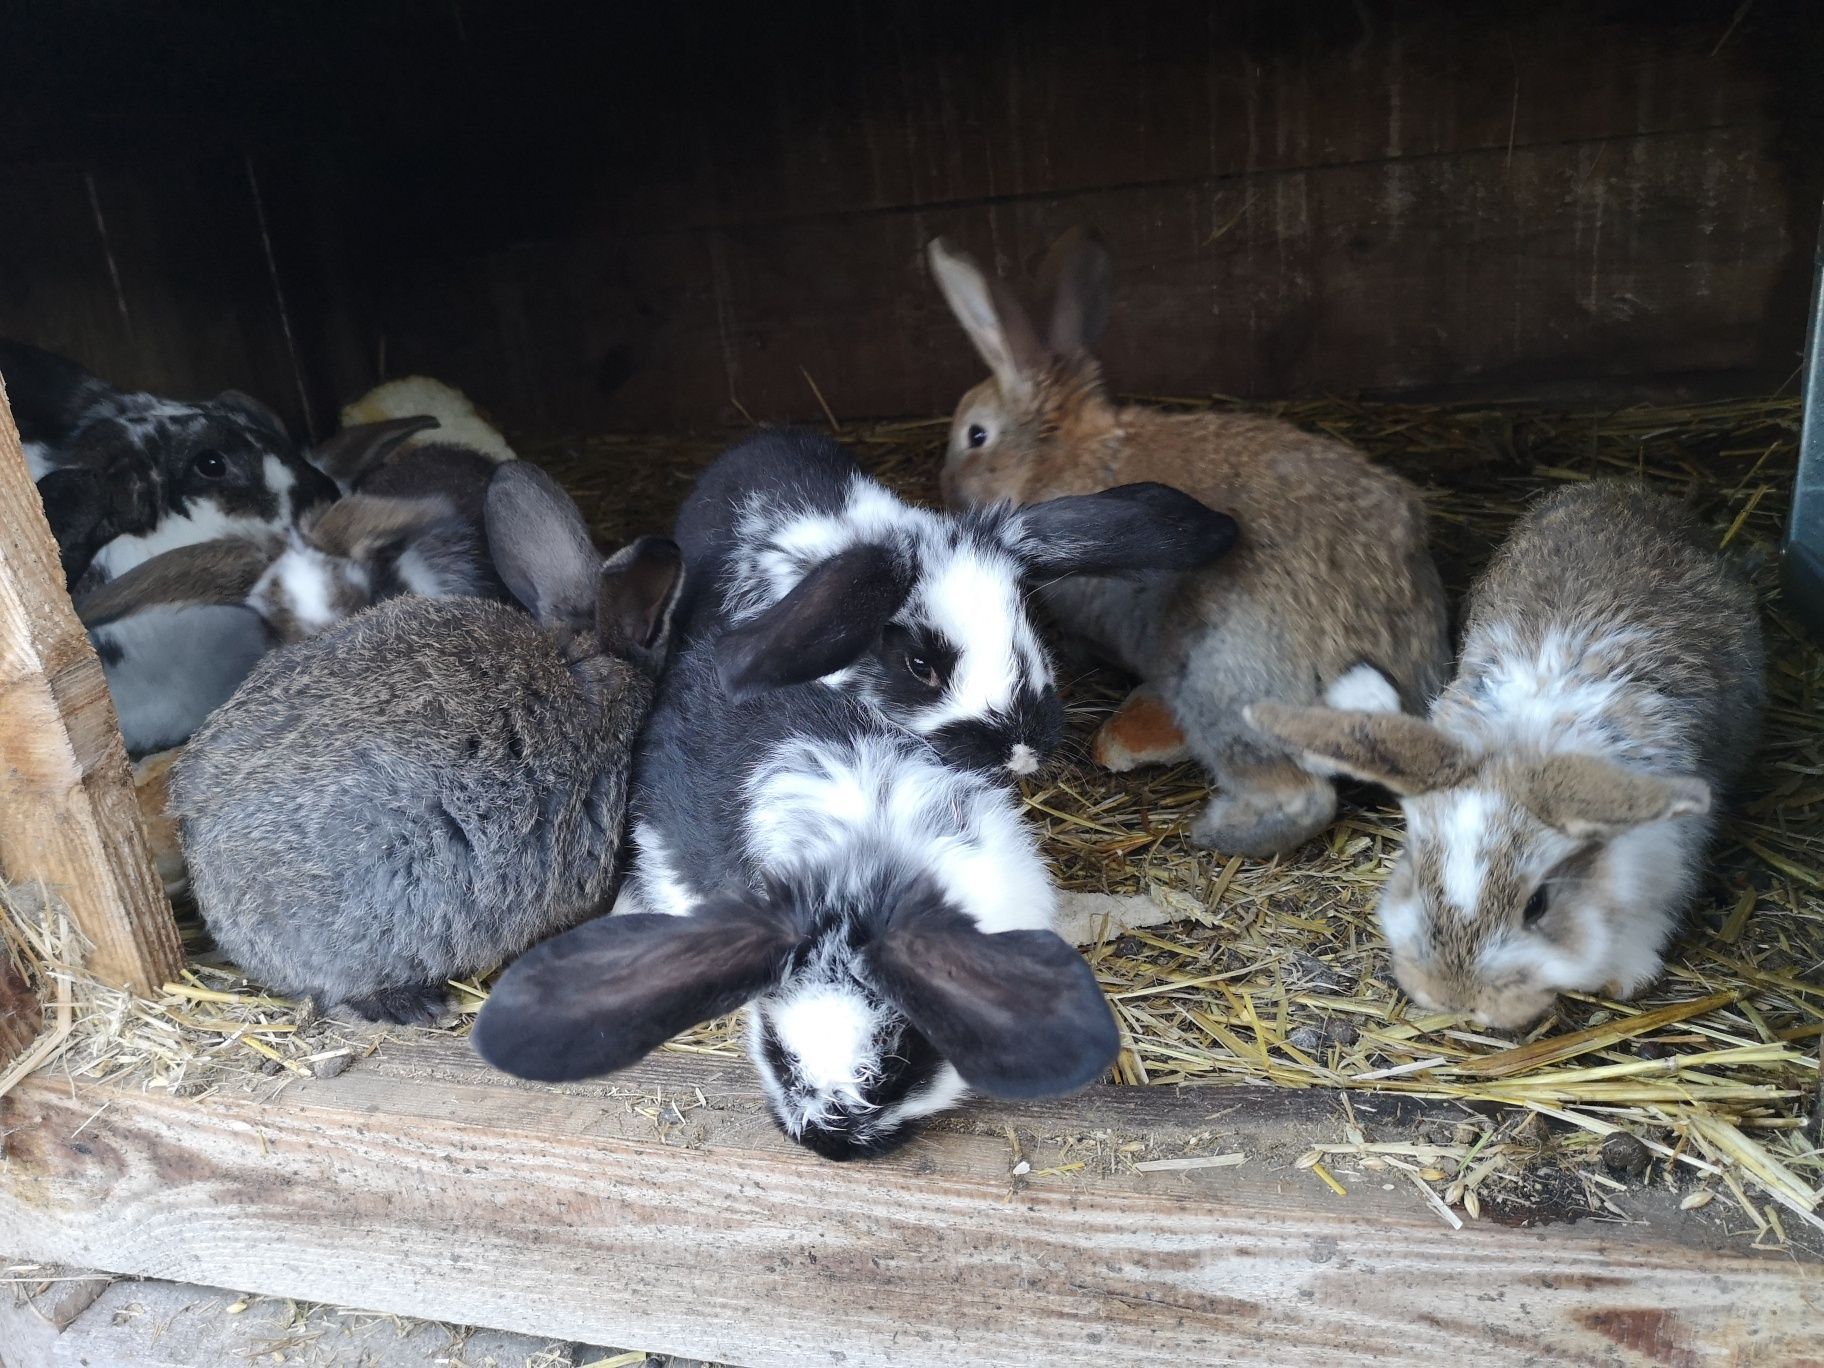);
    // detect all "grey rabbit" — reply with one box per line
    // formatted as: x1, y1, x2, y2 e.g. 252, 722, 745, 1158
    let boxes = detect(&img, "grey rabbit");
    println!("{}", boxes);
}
170, 463, 684, 1025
